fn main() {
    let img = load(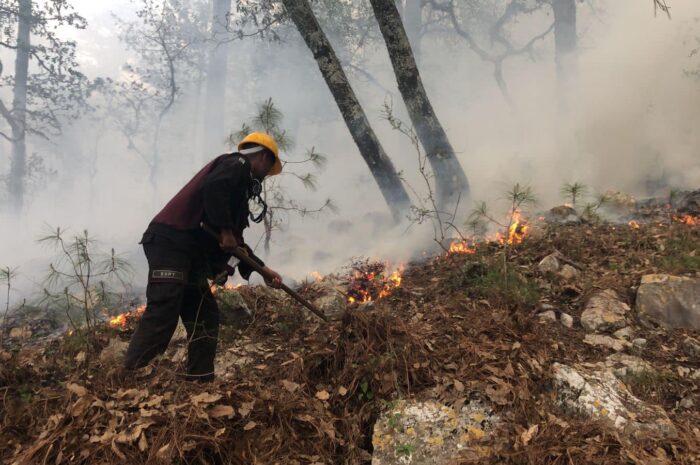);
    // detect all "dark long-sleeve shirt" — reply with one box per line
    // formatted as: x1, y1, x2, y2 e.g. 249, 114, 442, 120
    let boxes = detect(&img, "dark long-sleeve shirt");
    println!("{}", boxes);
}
145, 153, 264, 279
